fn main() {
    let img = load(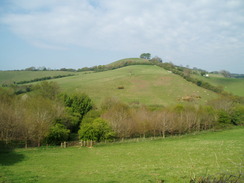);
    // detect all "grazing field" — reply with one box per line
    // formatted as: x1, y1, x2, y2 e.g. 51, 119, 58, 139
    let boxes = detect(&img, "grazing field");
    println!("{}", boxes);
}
0, 71, 76, 84
193, 74, 244, 97
0, 127, 243, 183
55, 65, 217, 106
206, 77, 244, 97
